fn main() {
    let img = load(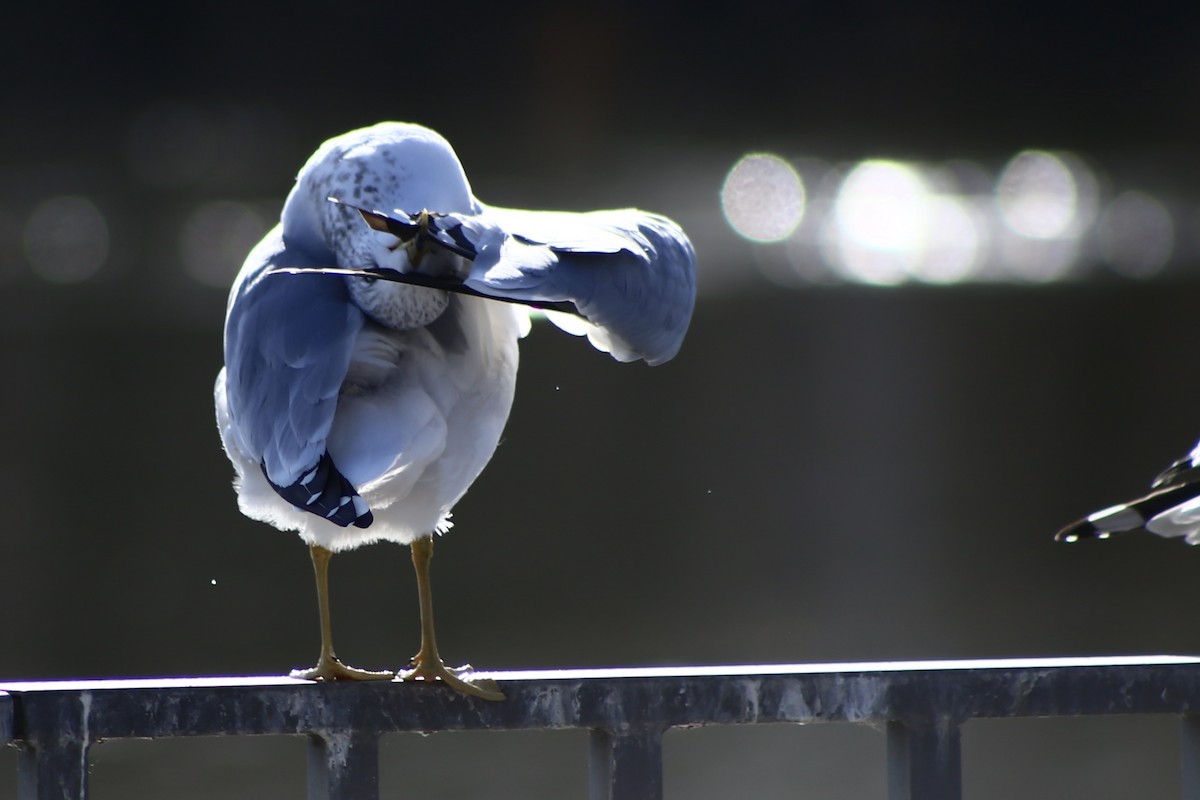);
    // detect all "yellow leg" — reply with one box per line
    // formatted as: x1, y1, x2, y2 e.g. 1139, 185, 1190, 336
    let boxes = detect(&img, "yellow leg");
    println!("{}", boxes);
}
397, 536, 505, 700
290, 544, 393, 682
